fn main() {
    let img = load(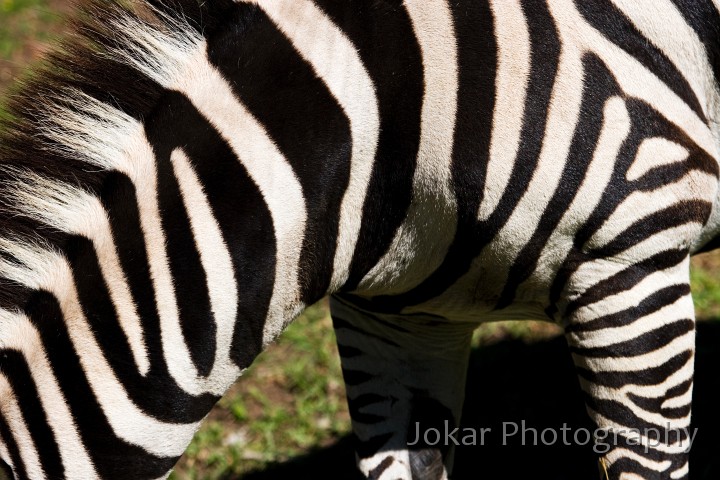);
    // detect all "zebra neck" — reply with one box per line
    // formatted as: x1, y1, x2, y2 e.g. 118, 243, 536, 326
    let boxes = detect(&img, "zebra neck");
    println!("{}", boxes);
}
0, 2, 334, 471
